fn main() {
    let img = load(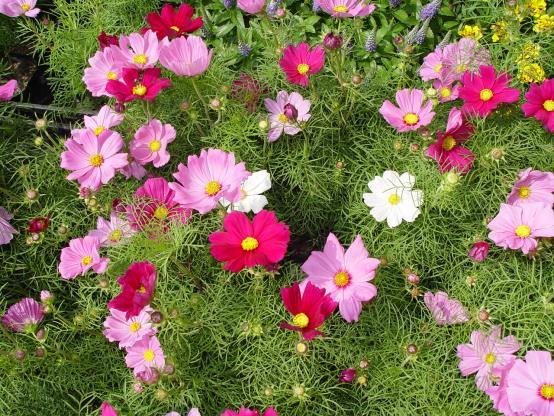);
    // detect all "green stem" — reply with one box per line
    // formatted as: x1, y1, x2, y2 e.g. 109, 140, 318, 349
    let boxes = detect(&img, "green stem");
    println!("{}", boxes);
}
191, 77, 213, 128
